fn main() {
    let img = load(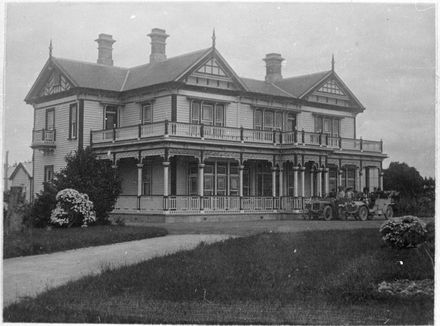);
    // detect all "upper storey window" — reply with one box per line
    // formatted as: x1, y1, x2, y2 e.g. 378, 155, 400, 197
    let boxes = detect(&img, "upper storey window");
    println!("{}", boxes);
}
254, 109, 284, 131
104, 105, 118, 130
197, 58, 227, 77
318, 79, 345, 95
314, 115, 340, 137
142, 103, 152, 124
191, 101, 225, 126
45, 108, 55, 130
